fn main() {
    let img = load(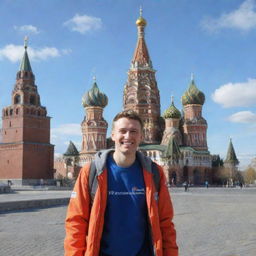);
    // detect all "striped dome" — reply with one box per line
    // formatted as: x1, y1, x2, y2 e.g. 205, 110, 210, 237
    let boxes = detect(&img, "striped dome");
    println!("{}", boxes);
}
82, 82, 108, 108
163, 98, 181, 119
181, 78, 205, 105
